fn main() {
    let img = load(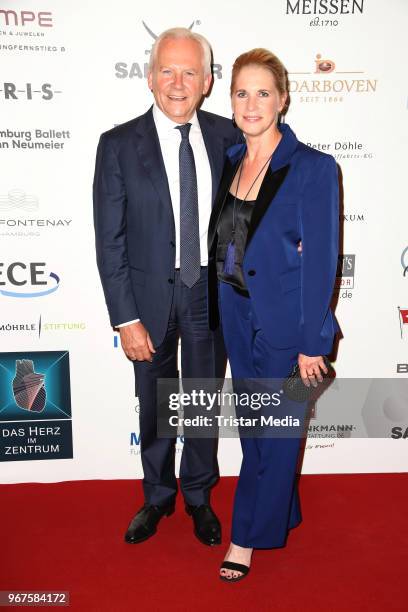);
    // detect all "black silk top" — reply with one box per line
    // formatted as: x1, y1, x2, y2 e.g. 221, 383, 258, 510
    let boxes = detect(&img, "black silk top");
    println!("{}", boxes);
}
216, 191, 255, 292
